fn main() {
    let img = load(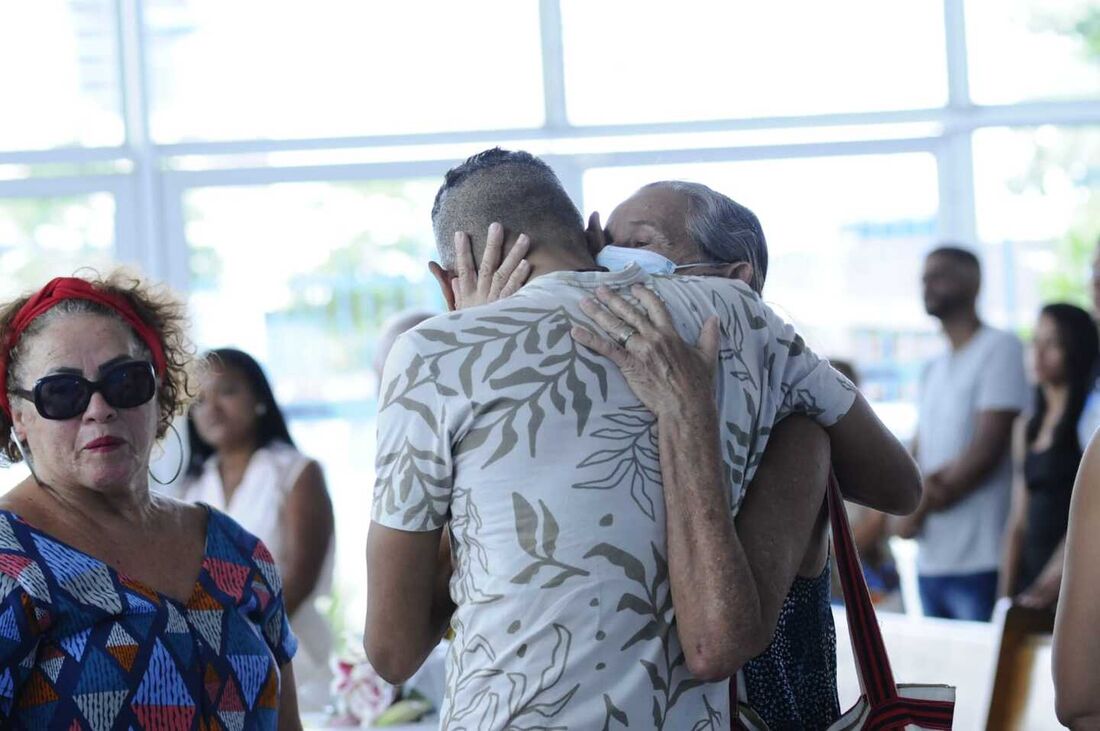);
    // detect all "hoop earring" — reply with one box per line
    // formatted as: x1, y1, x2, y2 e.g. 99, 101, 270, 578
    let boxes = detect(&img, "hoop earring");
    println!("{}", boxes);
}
10, 433, 28, 464
11, 433, 46, 487
149, 422, 185, 486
